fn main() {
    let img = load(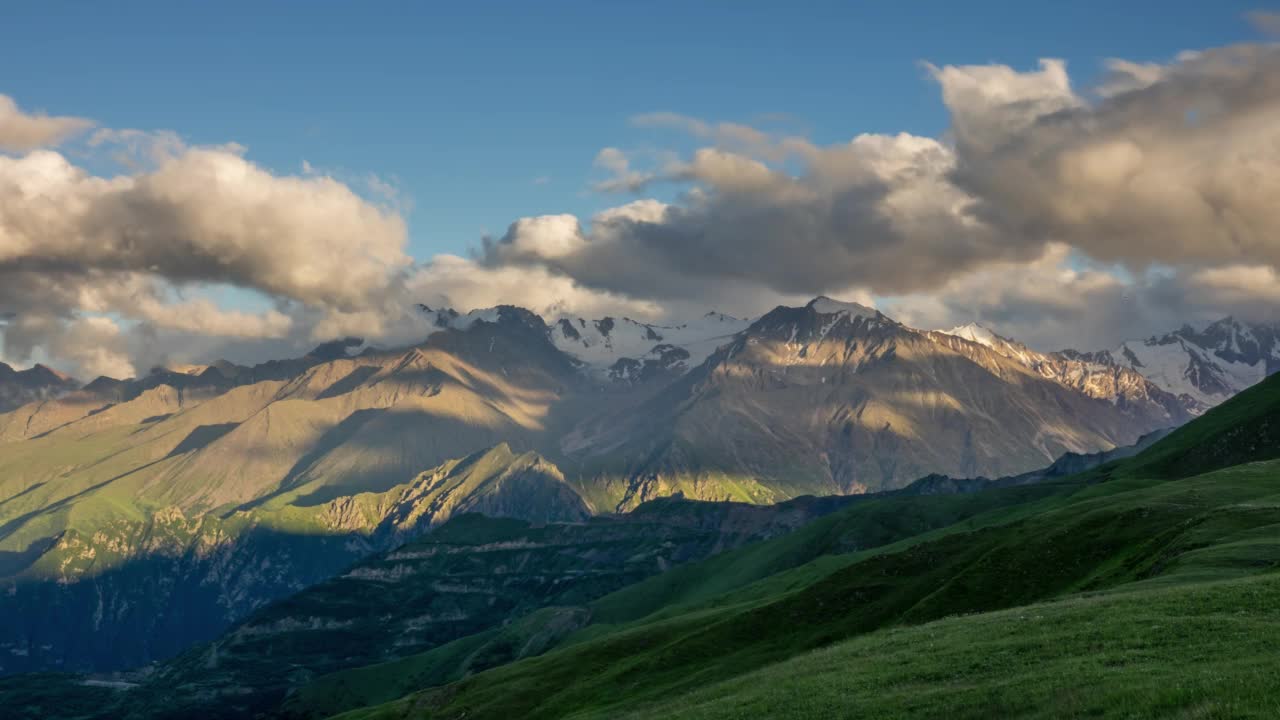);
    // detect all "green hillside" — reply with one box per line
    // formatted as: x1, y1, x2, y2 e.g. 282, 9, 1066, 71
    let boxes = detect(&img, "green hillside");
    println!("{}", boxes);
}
601, 572, 1280, 720
311, 375, 1280, 720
